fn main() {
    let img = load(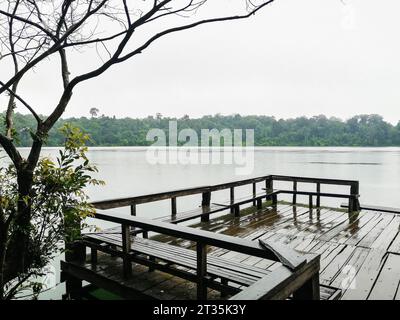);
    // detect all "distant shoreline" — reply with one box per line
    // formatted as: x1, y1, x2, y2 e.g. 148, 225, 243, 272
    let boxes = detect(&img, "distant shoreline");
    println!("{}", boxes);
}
2, 113, 400, 147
